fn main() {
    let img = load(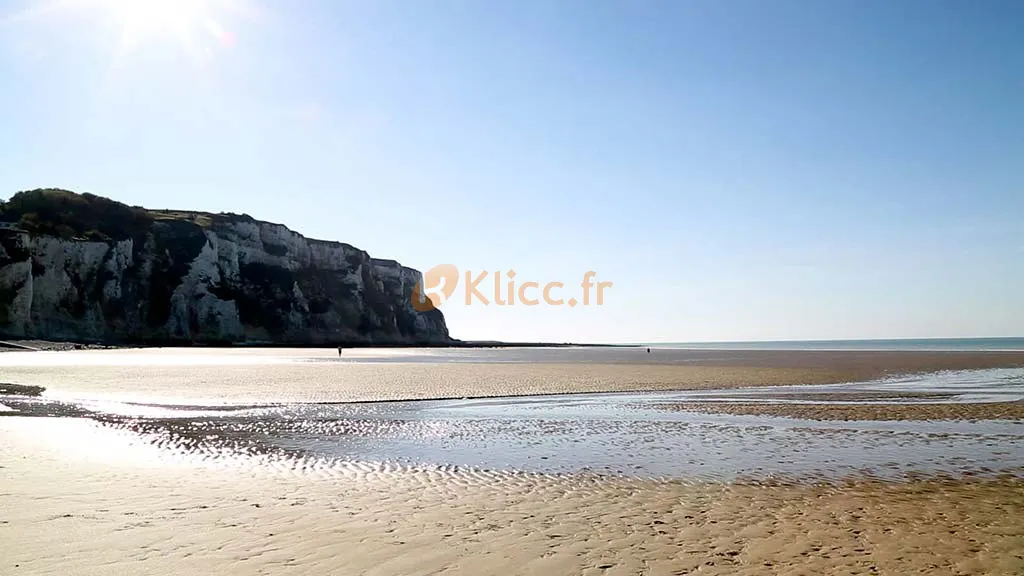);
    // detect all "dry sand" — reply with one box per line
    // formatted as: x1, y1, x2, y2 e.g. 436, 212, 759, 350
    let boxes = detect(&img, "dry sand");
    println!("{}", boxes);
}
0, 361, 859, 404
2, 347, 1024, 404
2, 418, 1023, 576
